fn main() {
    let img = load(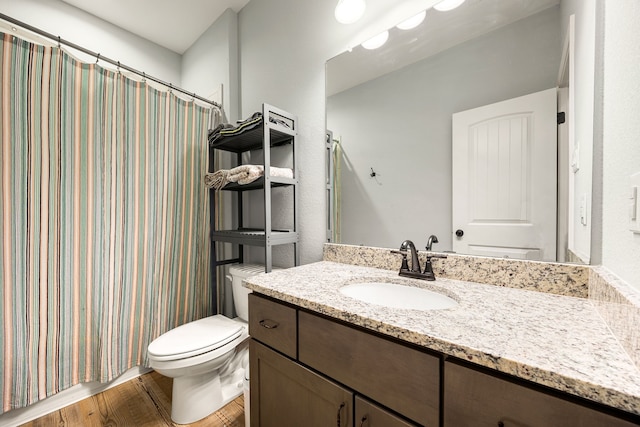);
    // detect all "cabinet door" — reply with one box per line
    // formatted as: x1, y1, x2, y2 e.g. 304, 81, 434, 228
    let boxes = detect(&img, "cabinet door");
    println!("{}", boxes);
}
444, 360, 639, 427
355, 396, 418, 427
250, 340, 353, 427
299, 311, 440, 426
